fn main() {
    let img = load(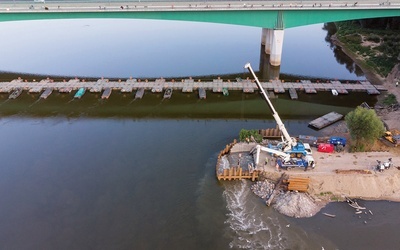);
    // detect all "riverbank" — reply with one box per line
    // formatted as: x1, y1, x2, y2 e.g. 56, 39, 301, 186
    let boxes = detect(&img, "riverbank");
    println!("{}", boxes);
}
331, 38, 399, 104
262, 34, 400, 217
